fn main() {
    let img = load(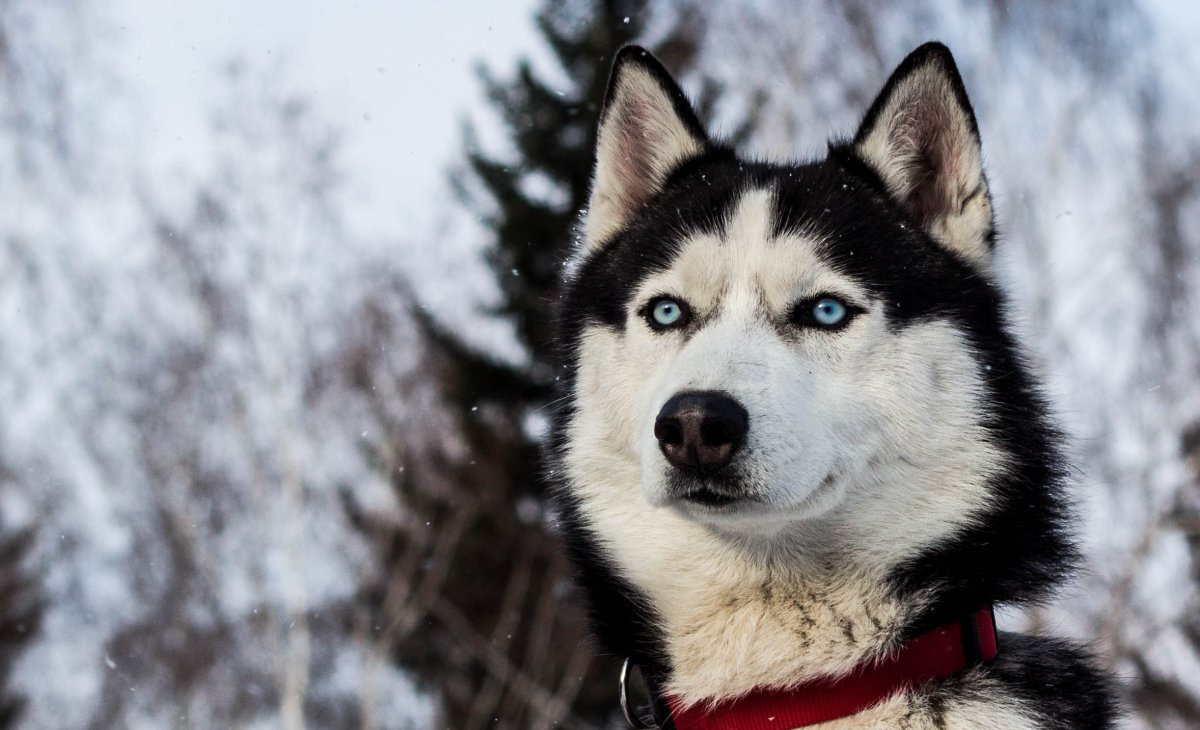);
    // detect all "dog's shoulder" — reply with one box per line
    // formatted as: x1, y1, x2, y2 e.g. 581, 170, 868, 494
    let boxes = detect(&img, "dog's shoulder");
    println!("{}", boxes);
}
974, 632, 1122, 729
903, 631, 1121, 729
815, 632, 1121, 729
